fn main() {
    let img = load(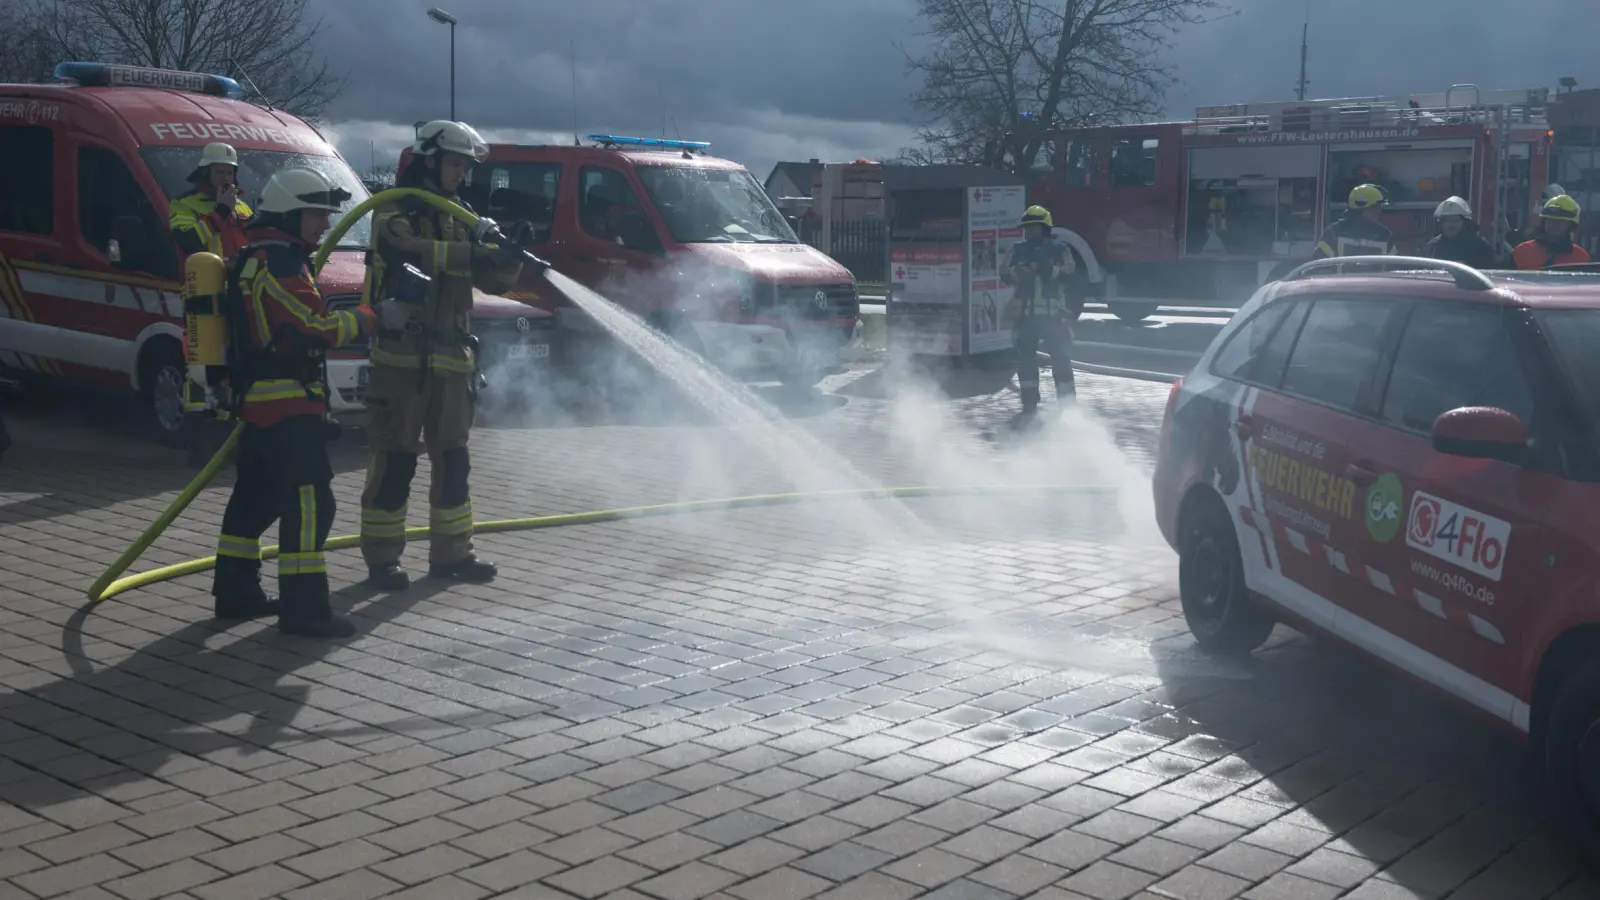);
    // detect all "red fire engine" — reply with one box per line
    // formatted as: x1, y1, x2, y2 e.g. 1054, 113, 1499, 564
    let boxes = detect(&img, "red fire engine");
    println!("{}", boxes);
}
1028, 85, 1554, 321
